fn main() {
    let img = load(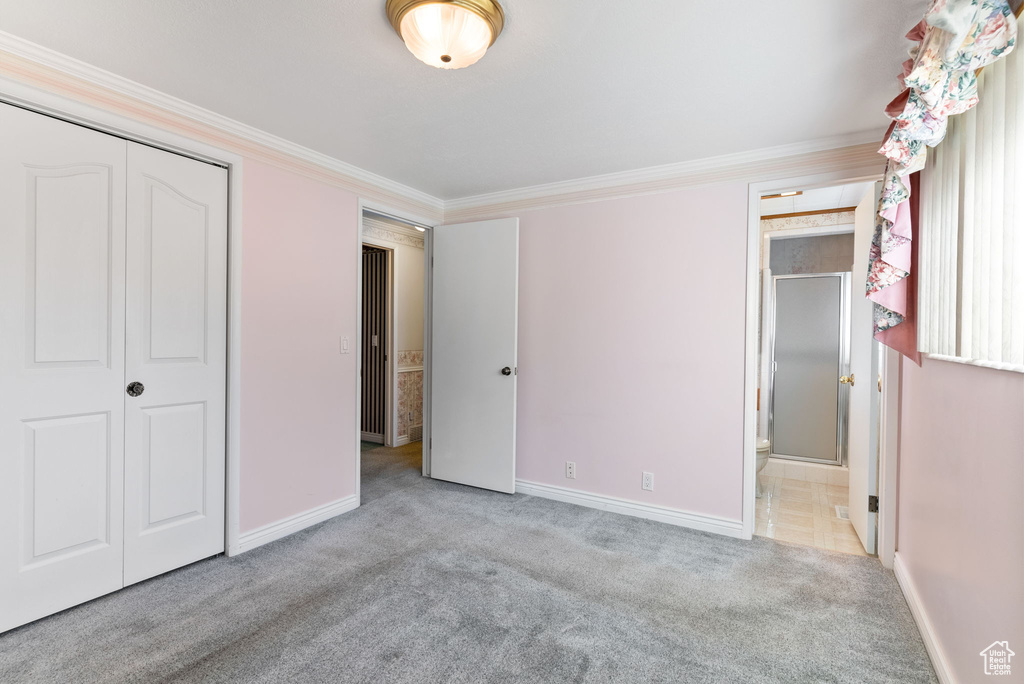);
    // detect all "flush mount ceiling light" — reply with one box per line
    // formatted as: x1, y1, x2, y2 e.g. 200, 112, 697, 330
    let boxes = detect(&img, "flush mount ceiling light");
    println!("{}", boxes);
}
386, 0, 505, 70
